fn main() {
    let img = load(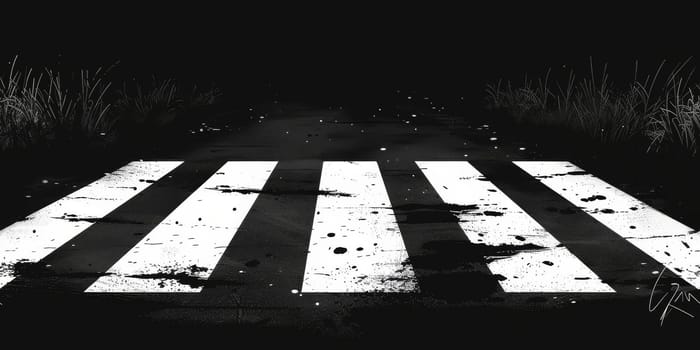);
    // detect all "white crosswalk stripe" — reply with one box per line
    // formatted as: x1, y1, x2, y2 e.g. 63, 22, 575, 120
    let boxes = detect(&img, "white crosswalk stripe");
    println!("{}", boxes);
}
417, 161, 614, 292
301, 161, 418, 293
0, 161, 182, 290
2, 159, 697, 295
86, 161, 277, 293
514, 161, 700, 289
